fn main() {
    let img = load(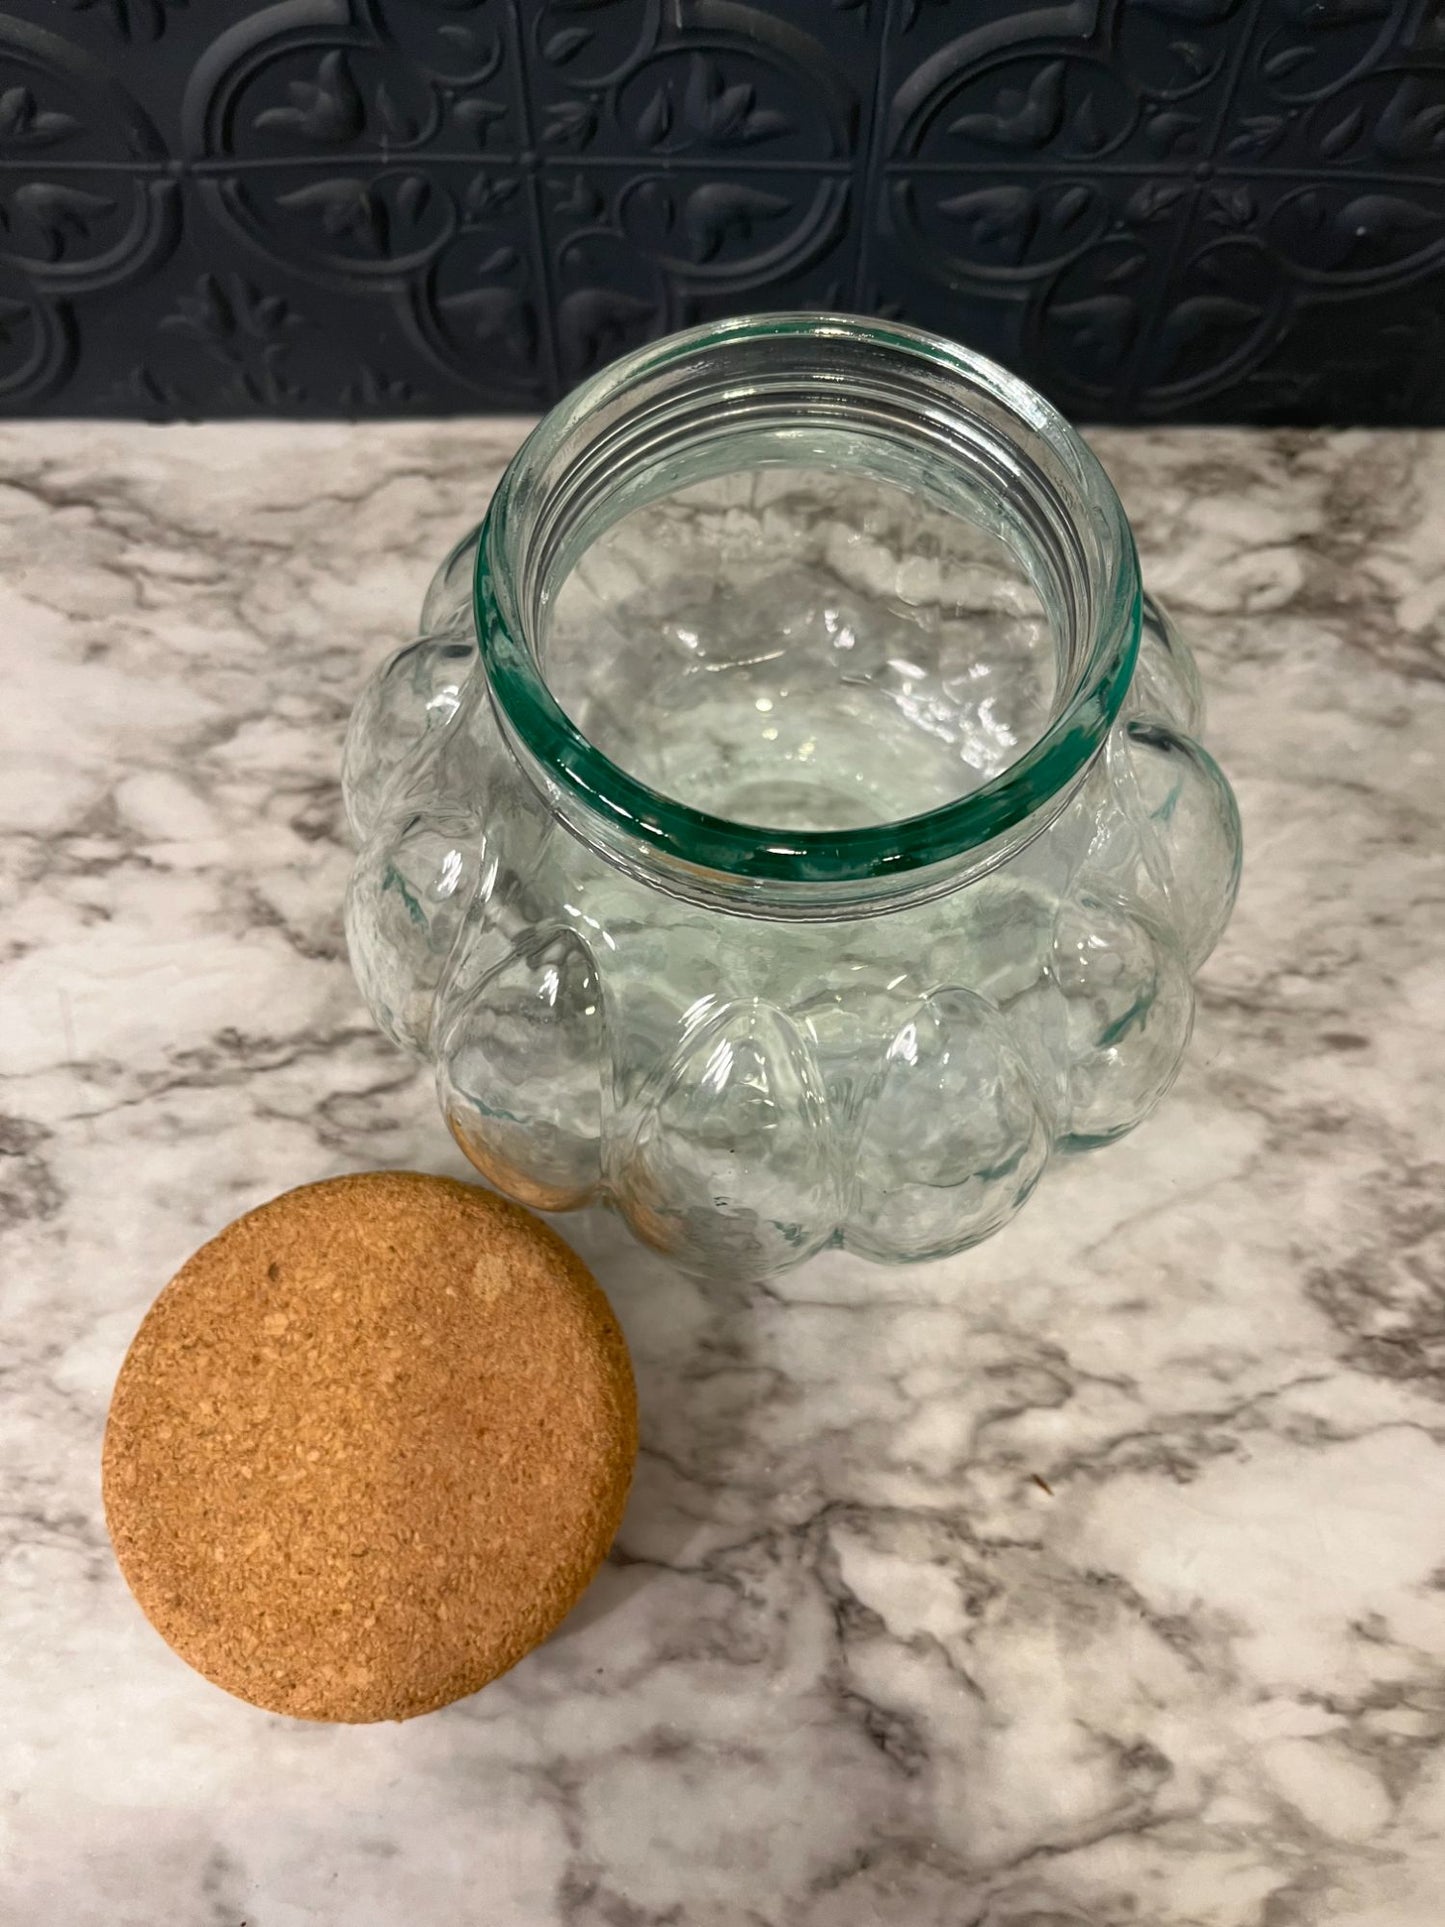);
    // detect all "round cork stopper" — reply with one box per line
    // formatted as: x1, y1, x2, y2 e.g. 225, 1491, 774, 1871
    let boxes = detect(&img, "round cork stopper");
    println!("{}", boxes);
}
102, 1172, 637, 1722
